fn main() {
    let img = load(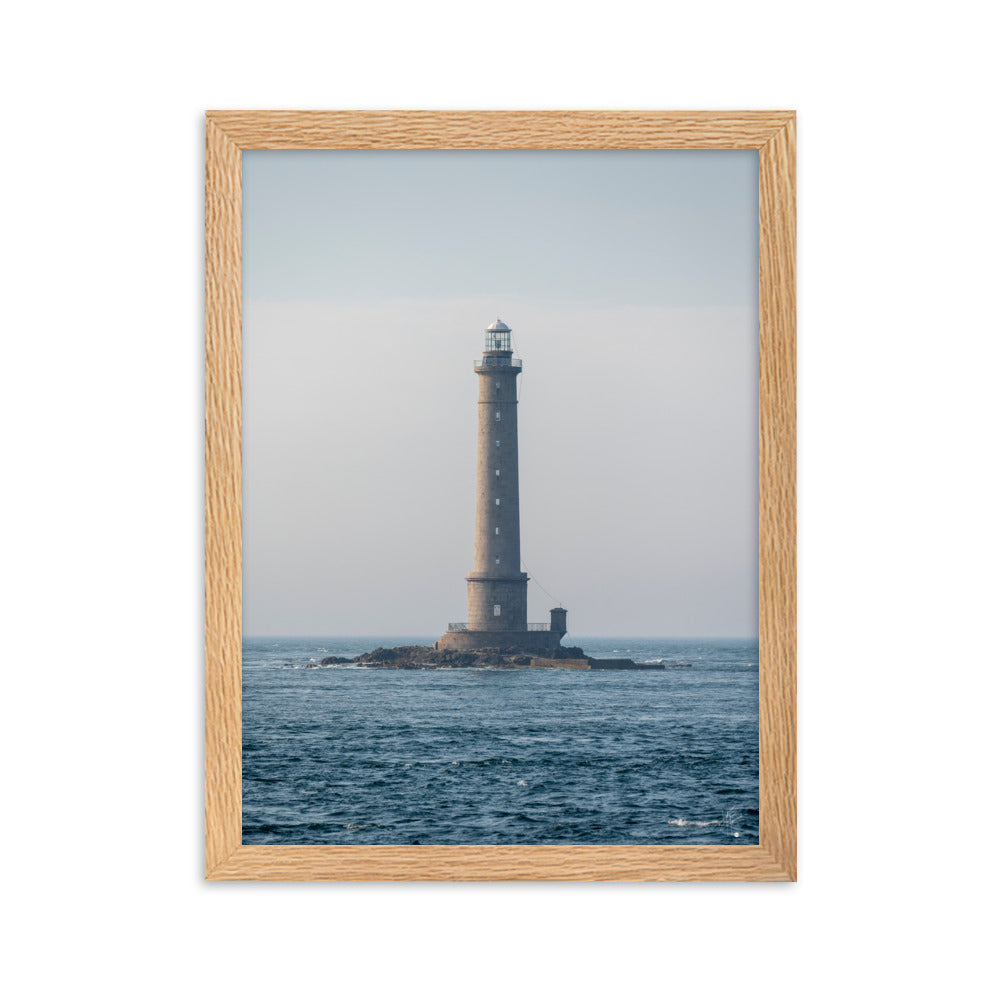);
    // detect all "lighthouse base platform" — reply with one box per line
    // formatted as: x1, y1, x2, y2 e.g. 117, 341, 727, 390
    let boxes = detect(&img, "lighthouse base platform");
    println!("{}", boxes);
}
435, 628, 564, 654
